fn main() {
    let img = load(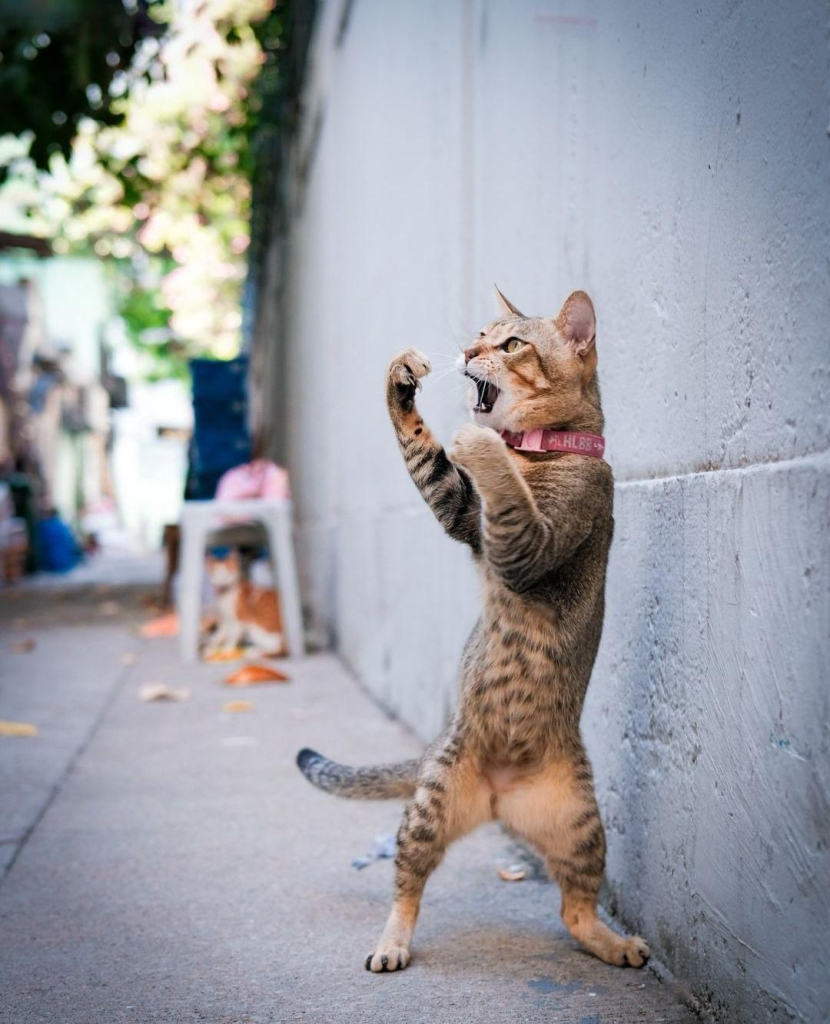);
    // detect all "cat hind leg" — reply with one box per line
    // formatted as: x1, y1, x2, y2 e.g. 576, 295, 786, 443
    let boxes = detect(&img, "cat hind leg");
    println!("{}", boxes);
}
497, 758, 649, 968
366, 750, 491, 973
245, 620, 285, 657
